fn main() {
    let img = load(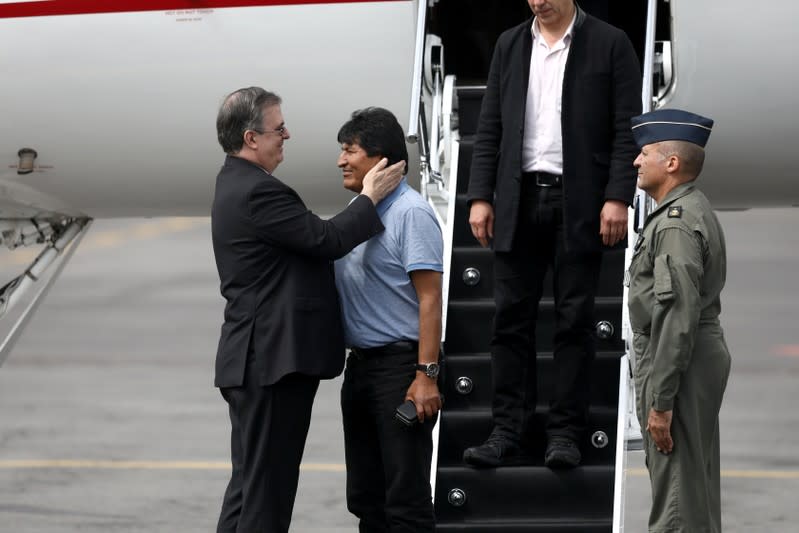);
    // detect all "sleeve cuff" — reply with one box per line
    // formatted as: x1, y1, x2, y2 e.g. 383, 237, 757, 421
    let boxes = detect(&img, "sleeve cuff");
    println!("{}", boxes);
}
651, 394, 674, 411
